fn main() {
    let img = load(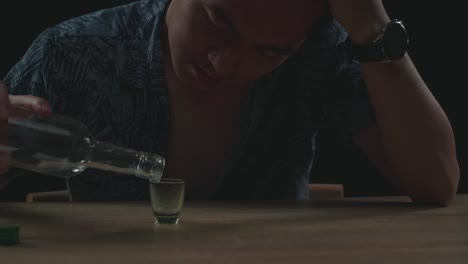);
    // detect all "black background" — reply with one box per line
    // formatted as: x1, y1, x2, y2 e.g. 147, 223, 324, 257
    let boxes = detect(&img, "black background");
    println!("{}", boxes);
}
0, 1, 465, 201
